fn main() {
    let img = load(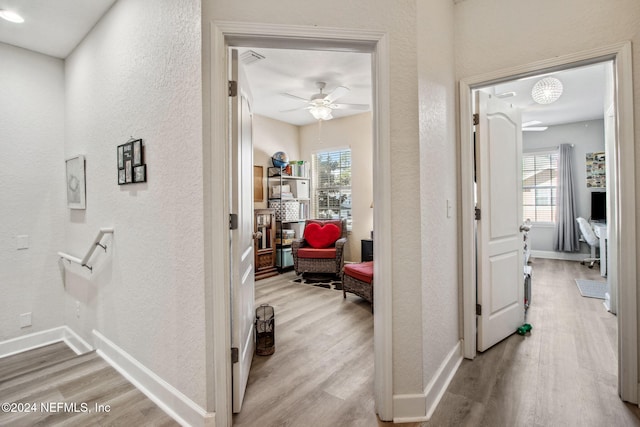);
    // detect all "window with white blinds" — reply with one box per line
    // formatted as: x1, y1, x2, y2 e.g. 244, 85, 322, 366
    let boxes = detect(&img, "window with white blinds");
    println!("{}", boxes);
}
312, 149, 352, 230
522, 151, 558, 223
